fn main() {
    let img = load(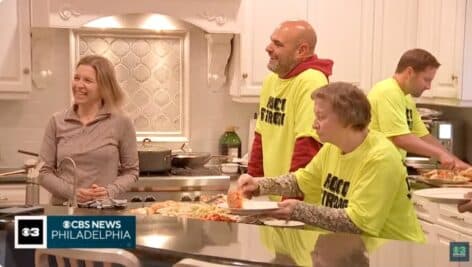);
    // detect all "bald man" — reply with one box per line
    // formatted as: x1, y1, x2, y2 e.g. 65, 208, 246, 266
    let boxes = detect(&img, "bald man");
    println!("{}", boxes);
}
248, 20, 333, 201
